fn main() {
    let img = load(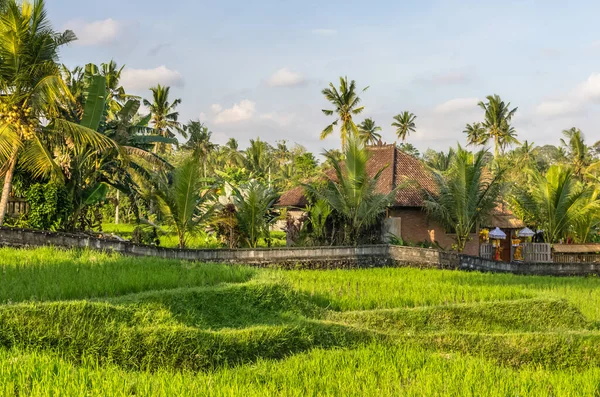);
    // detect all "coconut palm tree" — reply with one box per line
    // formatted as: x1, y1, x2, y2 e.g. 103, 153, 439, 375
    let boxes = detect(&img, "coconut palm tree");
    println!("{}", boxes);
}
320, 76, 368, 148
0, 0, 113, 226
477, 95, 519, 158
358, 118, 382, 145
182, 120, 217, 178
424, 148, 456, 172
155, 157, 215, 248
143, 84, 184, 154
307, 137, 395, 245
245, 138, 273, 180
392, 111, 417, 142
510, 165, 600, 243
423, 146, 504, 252
560, 128, 593, 177
463, 122, 486, 147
